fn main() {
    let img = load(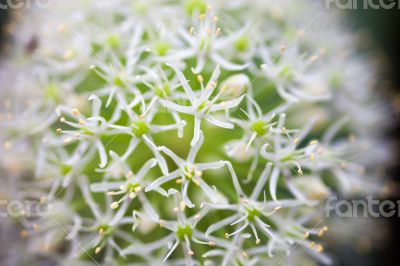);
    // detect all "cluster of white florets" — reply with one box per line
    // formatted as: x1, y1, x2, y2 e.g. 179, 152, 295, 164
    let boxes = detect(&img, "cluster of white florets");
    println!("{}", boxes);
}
0, 0, 389, 265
